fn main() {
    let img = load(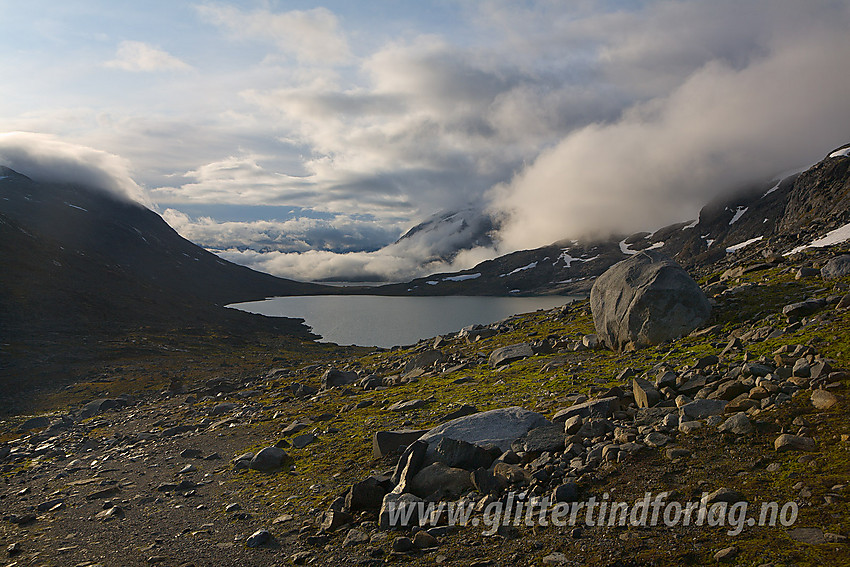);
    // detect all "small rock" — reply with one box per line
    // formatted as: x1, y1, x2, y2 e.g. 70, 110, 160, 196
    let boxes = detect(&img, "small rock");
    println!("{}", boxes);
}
786, 527, 825, 544
718, 413, 754, 436
774, 434, 816, 452
291, 433, 317, 449
632, 378, 661, 408
644, 432, 669, 447
342, 528, 370, 547
246, 528, 271, 548
542, 552, 569, 564
713, 546, 738, 562
392, 536, 414, 553
413, 531, 439, 548
249, 447, 291, 472
811, 389, 839, 410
